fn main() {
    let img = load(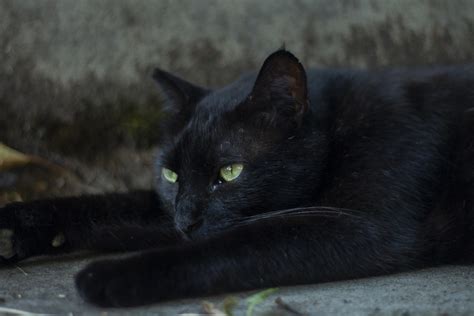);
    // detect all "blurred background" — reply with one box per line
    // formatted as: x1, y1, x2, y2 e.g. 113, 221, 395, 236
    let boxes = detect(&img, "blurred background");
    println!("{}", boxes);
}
1, 0, 474, 205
